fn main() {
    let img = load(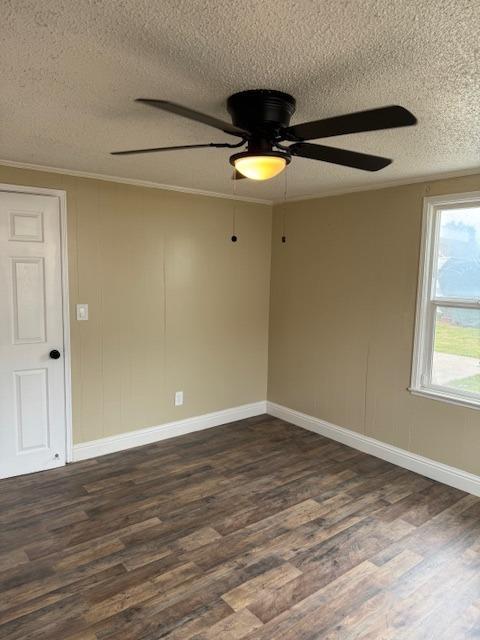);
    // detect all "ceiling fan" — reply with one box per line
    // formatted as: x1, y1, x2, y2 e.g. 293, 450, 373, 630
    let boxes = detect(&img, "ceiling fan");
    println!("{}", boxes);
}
111, 90, 417, 181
